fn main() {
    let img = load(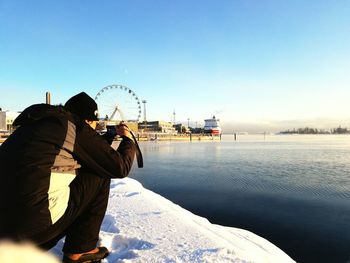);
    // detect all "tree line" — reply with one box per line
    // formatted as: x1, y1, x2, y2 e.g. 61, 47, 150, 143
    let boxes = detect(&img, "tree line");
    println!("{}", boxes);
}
280, 126, 350, 134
